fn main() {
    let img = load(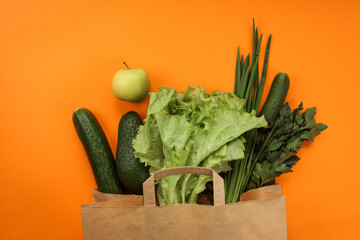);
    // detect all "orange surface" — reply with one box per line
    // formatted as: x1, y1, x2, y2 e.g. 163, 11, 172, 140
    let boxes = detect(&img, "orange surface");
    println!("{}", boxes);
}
1, 0, 359, 239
